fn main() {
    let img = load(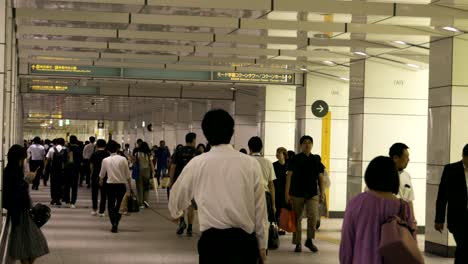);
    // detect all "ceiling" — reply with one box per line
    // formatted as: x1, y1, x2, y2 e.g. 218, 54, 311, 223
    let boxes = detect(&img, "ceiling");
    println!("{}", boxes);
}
11, 0, 468, 125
